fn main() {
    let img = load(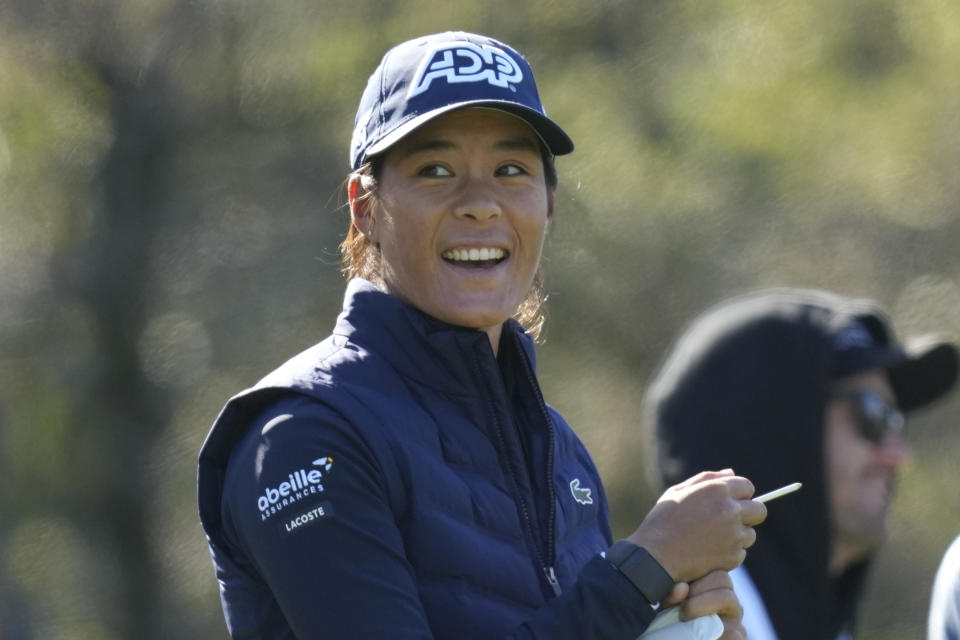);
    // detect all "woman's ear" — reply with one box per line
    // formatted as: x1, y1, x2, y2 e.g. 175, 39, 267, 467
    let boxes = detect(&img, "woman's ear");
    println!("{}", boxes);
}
546, 185, 556, 219
348, 175, 375, 237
